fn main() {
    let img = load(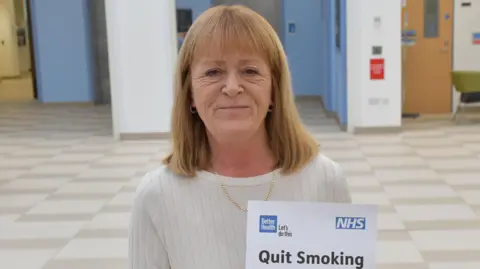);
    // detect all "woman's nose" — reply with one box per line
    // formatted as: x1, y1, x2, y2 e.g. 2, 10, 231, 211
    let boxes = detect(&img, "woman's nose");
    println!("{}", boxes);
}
222, 73, 243, 97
